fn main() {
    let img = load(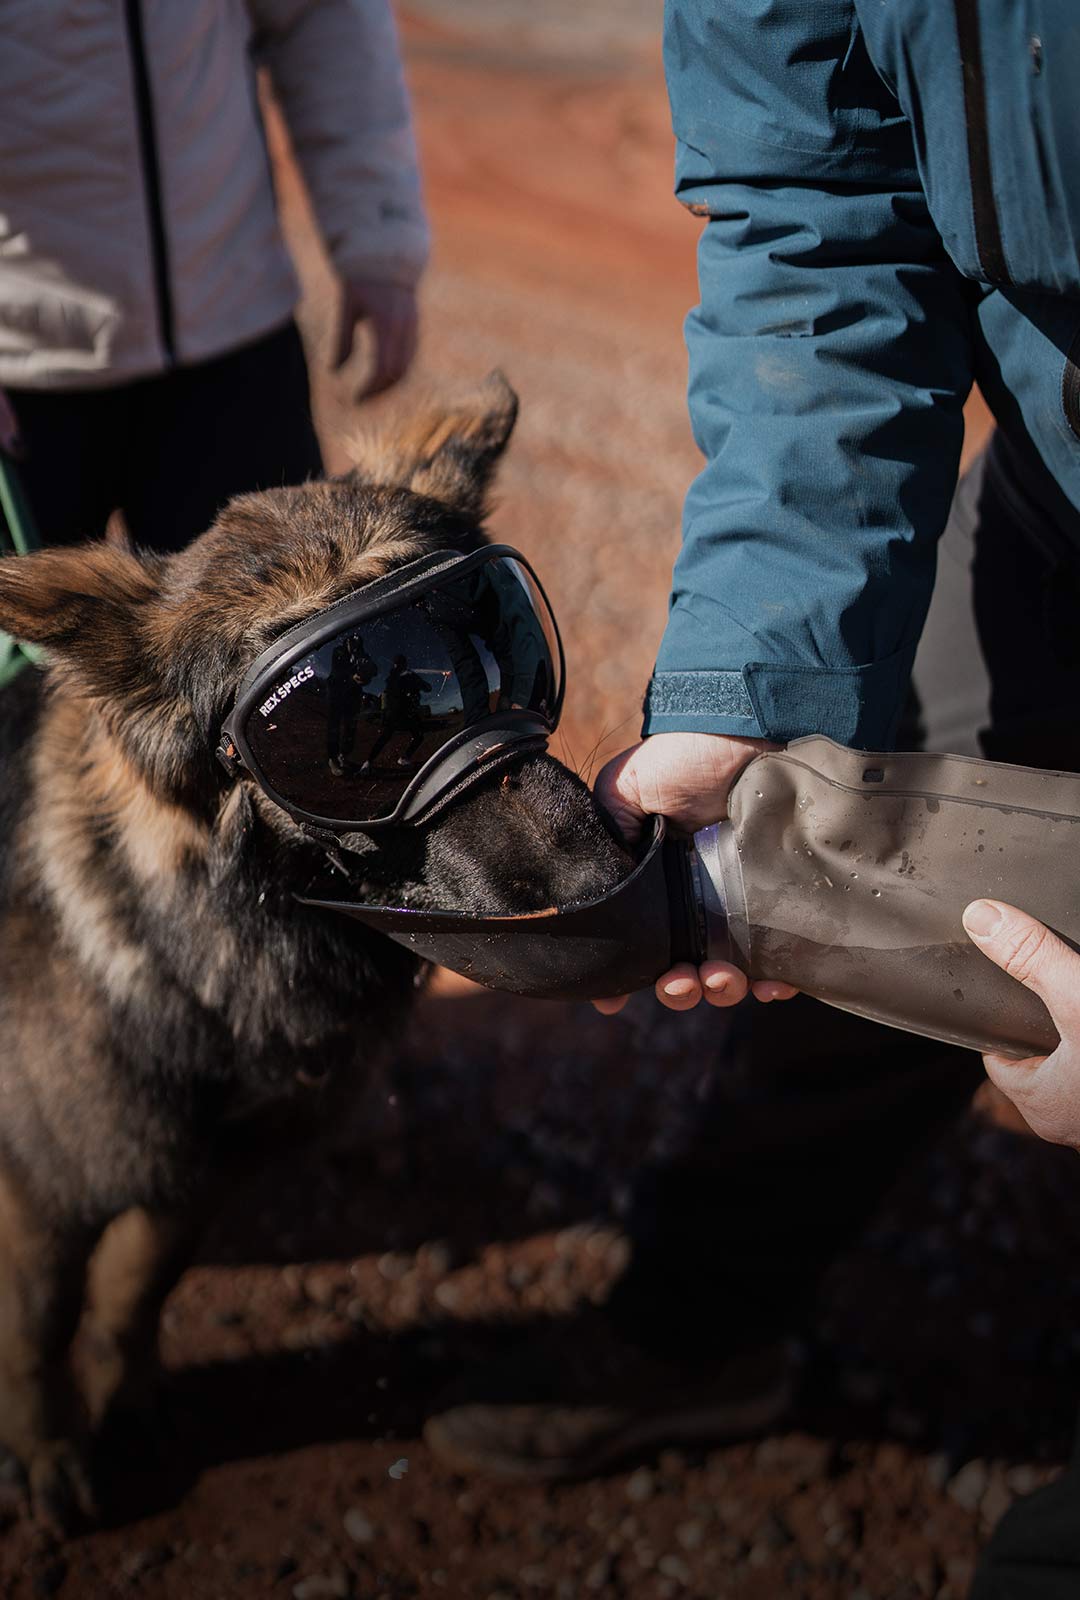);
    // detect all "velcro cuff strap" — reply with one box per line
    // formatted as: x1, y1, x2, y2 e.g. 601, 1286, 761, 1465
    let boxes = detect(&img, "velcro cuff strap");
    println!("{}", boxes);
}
645, 670, 756, 722
644, 650, 913, 749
